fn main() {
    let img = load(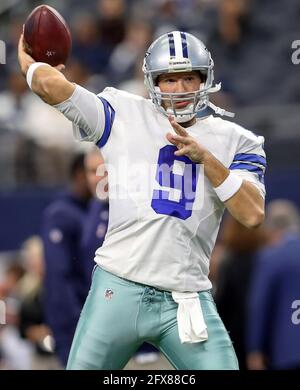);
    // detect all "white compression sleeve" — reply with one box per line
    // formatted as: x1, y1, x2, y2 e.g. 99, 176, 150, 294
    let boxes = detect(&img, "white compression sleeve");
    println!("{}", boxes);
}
54, 84, 106, 143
